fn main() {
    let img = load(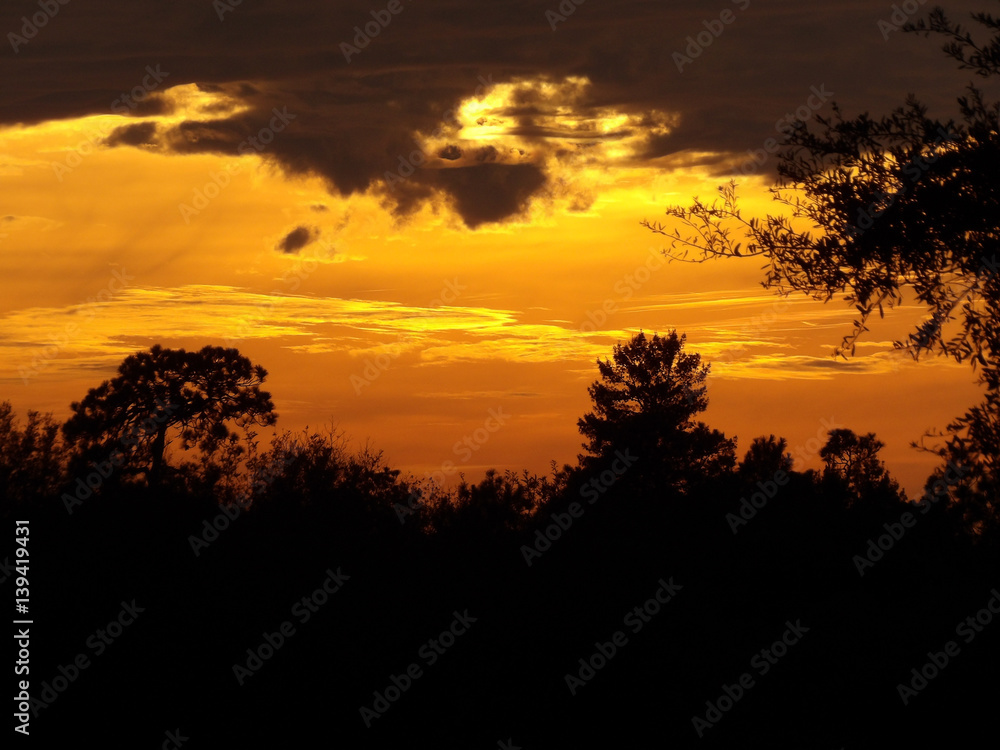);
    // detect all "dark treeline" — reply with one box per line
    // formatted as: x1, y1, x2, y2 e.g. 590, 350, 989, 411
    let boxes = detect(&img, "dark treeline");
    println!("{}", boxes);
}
2, 331, 998, 748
